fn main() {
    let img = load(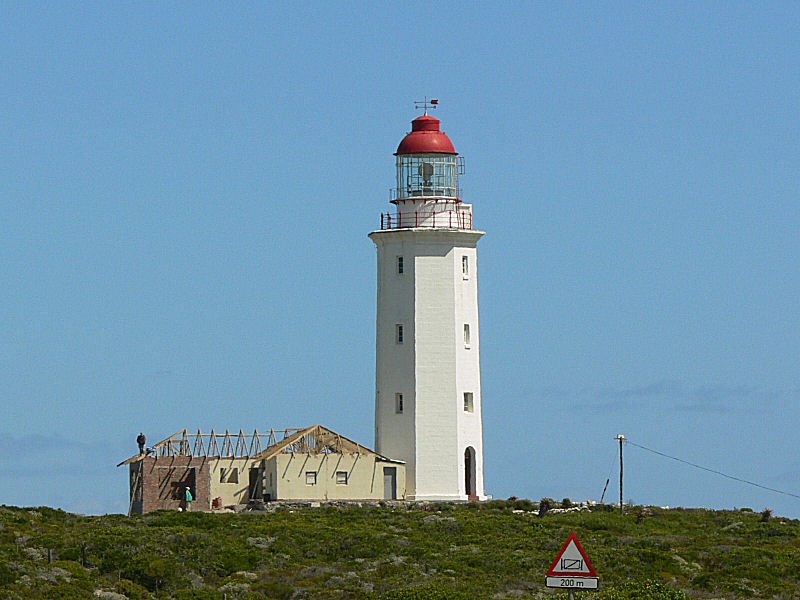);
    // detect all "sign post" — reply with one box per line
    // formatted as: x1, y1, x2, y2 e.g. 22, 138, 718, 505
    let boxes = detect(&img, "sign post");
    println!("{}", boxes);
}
545, 531, 600, 597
